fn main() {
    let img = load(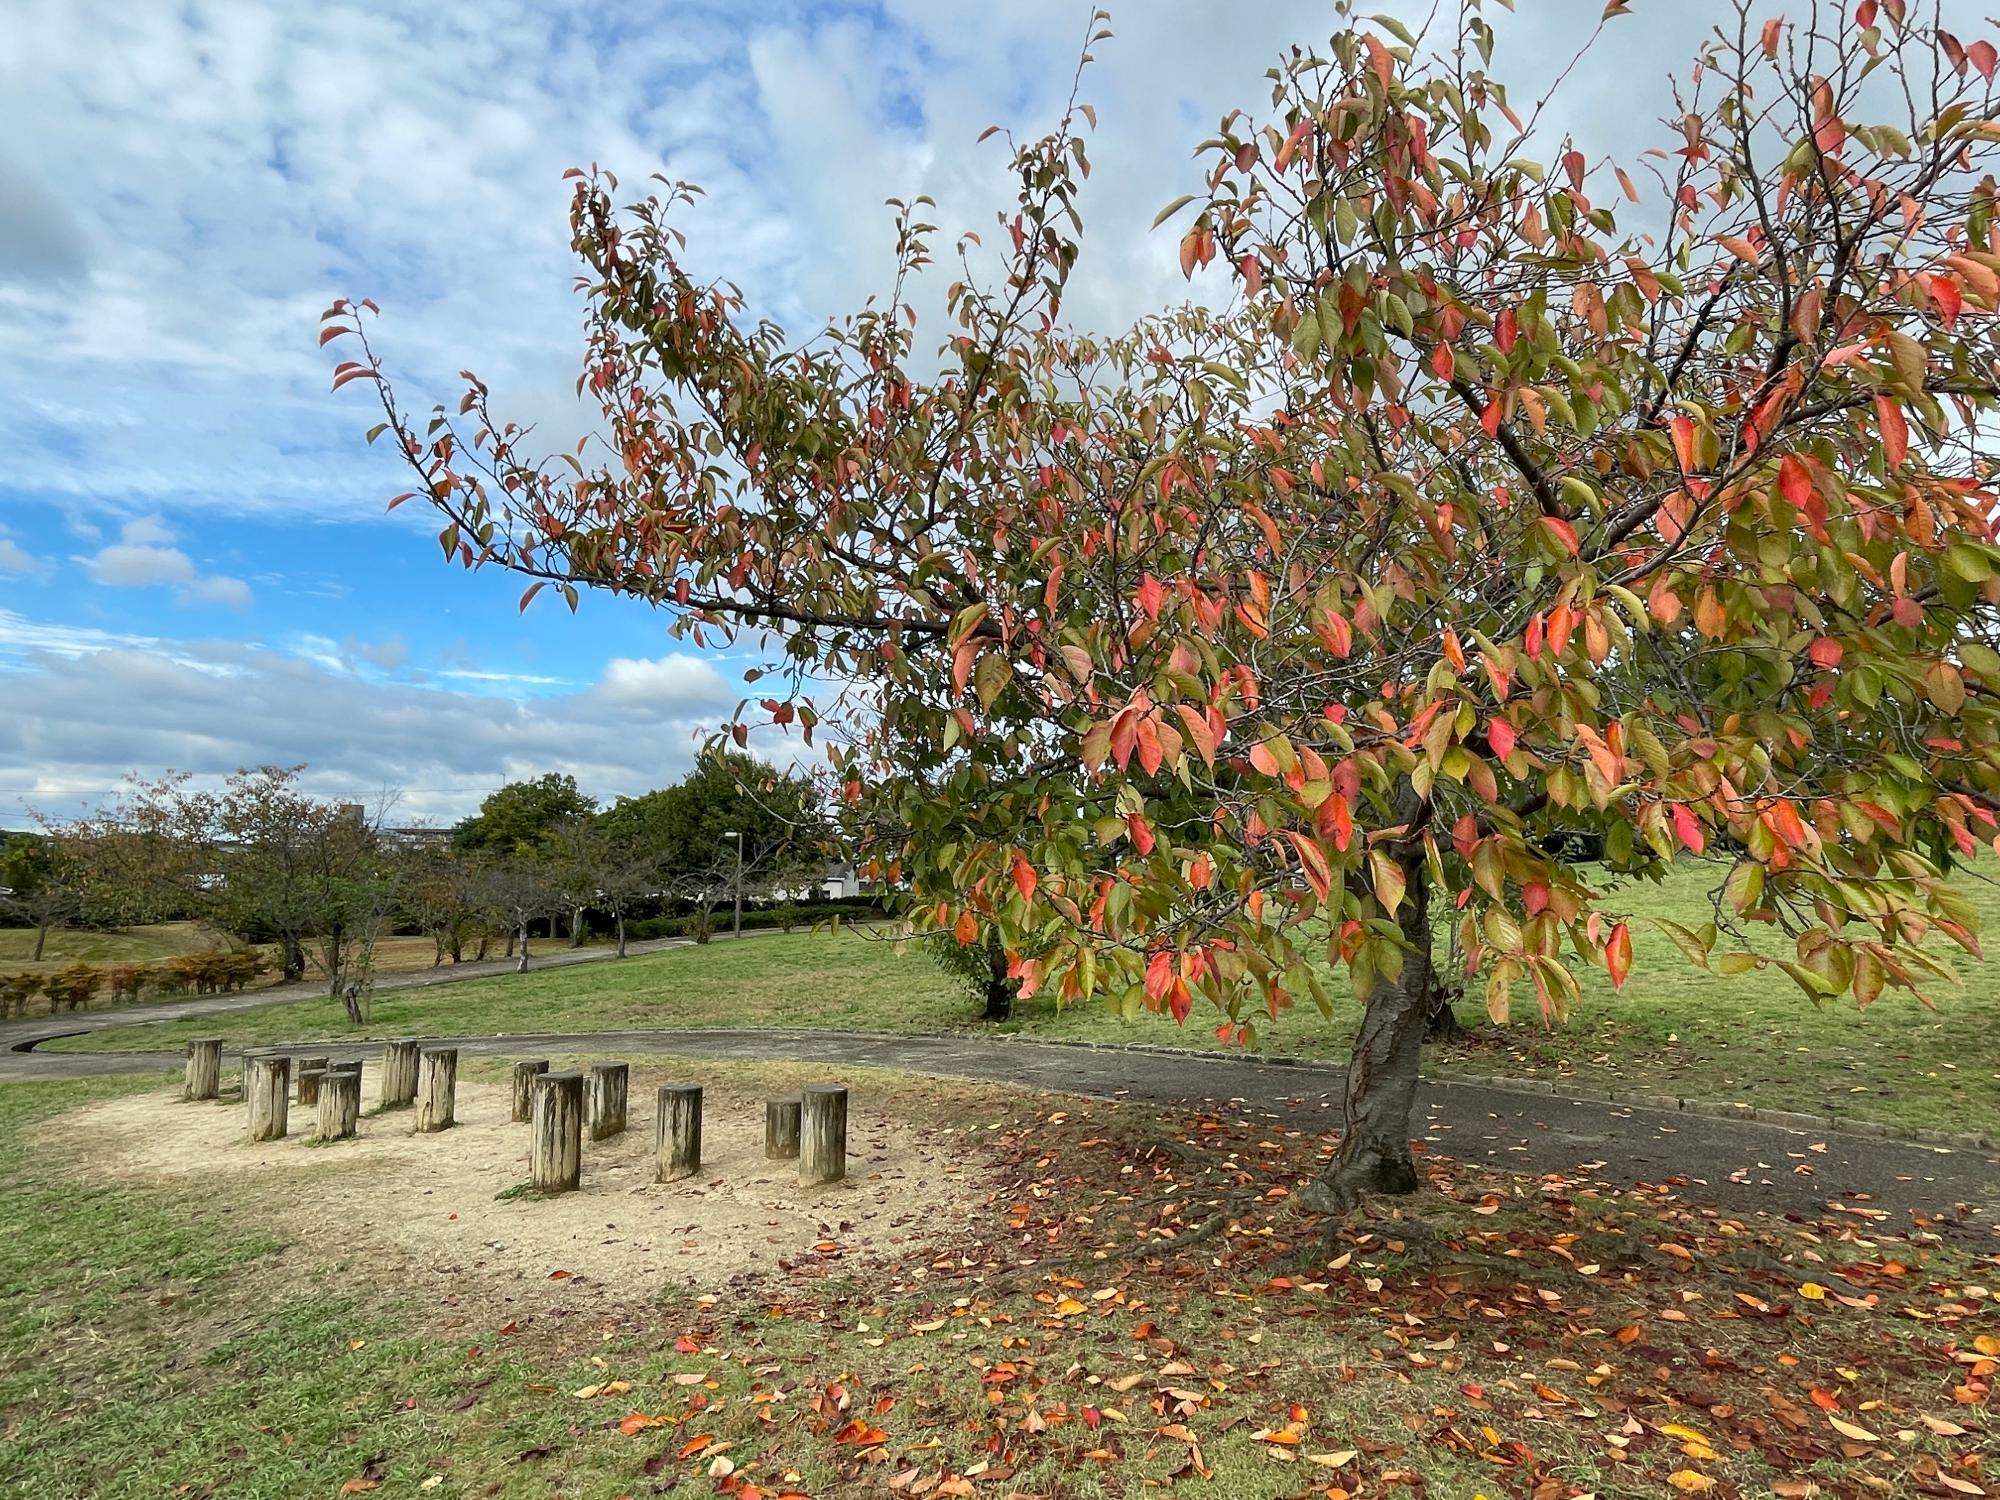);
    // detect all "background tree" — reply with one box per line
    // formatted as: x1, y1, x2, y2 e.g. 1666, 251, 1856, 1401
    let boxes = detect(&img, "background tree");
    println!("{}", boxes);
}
454, 774, 596, 856
338, 3, 2000, 1208
0, 834, 80, 961
598, 750, 822, 941
396, 839, 489, 965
